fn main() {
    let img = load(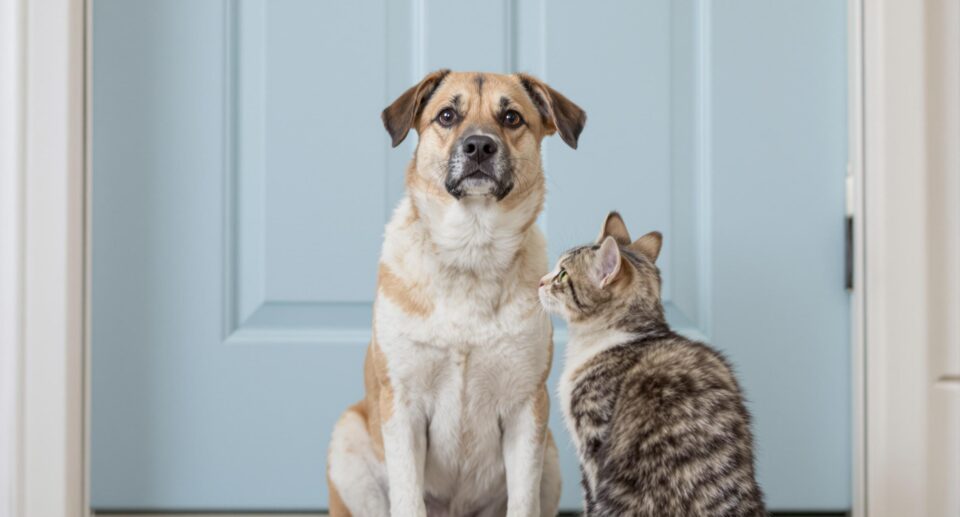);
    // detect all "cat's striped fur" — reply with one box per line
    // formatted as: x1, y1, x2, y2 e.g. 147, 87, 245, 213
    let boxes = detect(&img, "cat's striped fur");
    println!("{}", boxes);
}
540, 212, 765, 517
